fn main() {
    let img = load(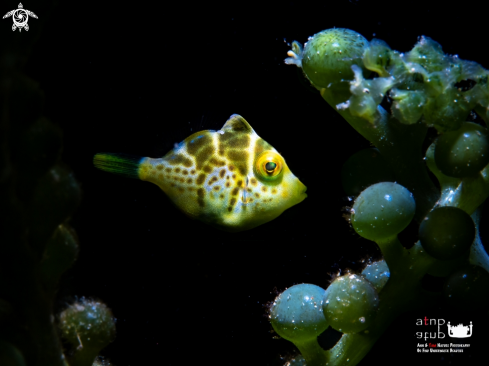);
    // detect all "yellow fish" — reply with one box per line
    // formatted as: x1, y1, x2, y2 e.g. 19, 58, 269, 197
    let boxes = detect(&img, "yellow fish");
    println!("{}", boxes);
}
93, 115, 307, 232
